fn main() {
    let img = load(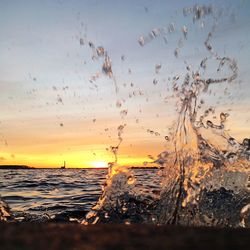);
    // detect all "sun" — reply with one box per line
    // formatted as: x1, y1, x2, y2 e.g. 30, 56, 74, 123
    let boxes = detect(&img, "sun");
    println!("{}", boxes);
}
91, 161, 108, 168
